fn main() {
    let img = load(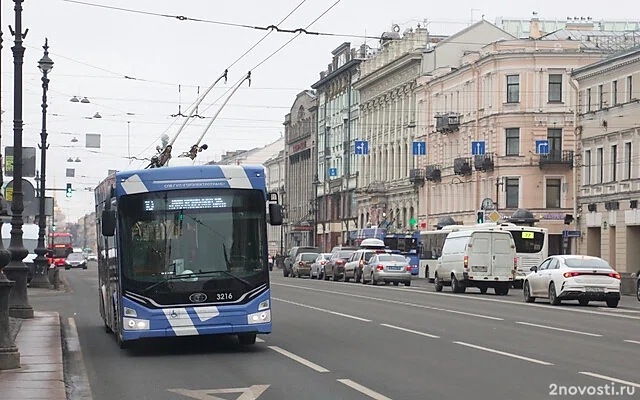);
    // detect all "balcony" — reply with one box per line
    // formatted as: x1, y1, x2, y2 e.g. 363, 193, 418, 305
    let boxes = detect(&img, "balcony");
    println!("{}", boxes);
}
409, 168, 425, 186
454, 157, 472, 176
425, 165, 441, 182
539, 150, 574, 169
435, 113, 461, 133
474, 152, 494, 172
